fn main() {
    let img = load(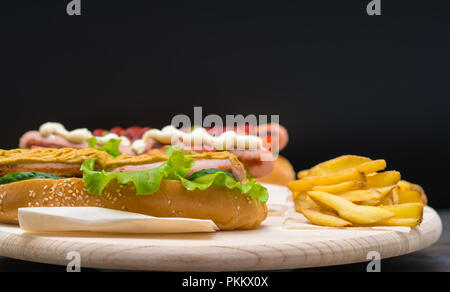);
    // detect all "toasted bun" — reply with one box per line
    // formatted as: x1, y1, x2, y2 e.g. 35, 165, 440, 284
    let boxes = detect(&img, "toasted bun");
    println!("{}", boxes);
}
0, 178, 267, 230
256, 156, 296, 186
